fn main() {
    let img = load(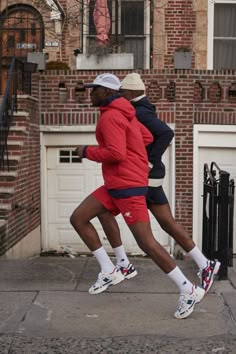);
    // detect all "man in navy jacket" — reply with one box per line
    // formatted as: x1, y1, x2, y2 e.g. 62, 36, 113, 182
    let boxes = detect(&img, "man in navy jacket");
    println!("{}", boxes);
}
97, 73, 220, 319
